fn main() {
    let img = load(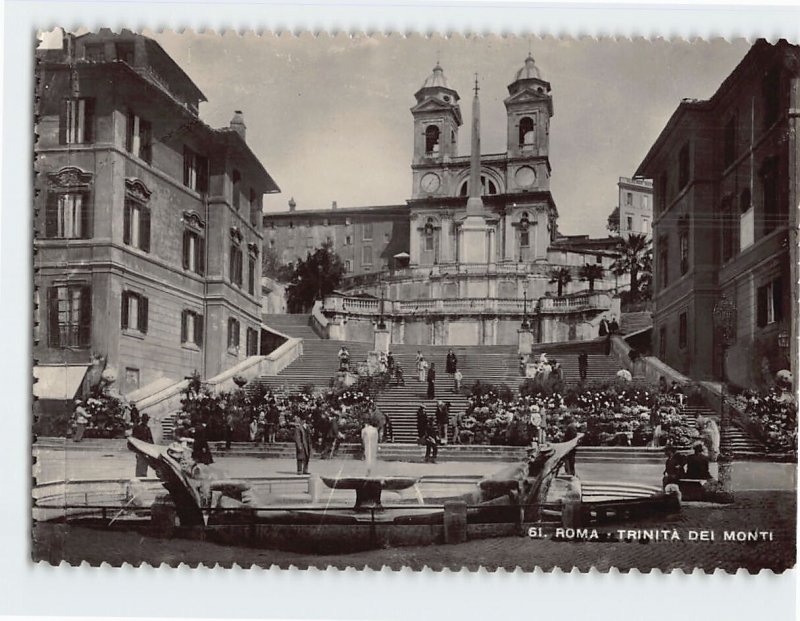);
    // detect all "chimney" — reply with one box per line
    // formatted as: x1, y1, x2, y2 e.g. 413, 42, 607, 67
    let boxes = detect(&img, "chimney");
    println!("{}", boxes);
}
230, 110, 246, 140
288, 197, 296, 212
332, 201, 338, 210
